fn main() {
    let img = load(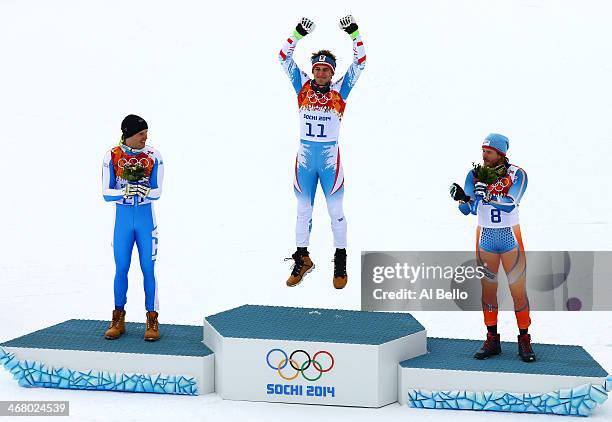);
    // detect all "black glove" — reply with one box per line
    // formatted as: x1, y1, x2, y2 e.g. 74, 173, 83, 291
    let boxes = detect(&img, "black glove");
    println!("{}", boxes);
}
450, 183, 470, 202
